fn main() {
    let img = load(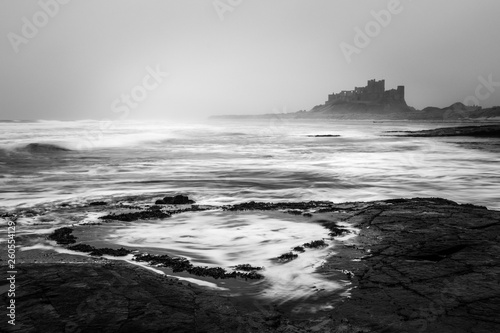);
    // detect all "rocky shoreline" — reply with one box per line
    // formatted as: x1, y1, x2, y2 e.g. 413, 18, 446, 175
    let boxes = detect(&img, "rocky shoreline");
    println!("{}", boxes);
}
1, 197, 500, 332
211, 103, 500, 121
388, 124, 500, 137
